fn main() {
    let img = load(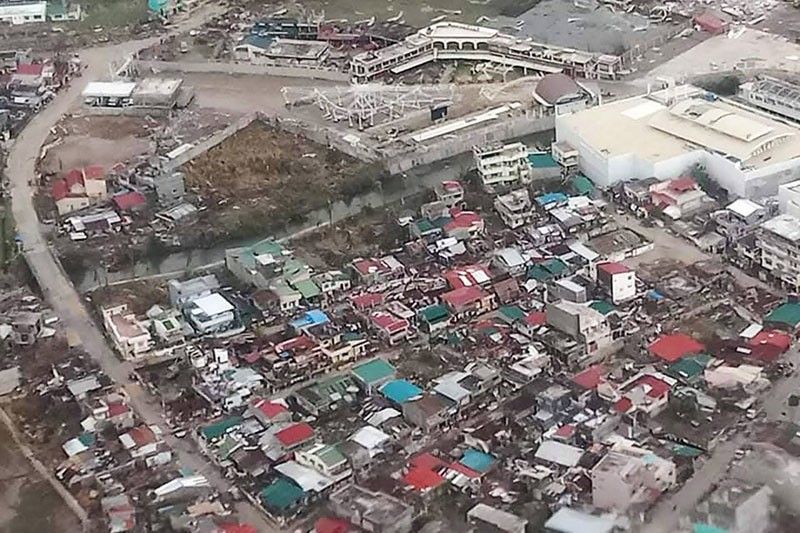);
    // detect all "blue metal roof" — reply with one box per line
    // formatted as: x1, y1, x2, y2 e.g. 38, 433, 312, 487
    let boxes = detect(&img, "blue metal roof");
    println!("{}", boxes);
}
380, 379, 423, 404
460, 448, 495, 473
535, 192, 568, 206
290, 309, 330, 330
